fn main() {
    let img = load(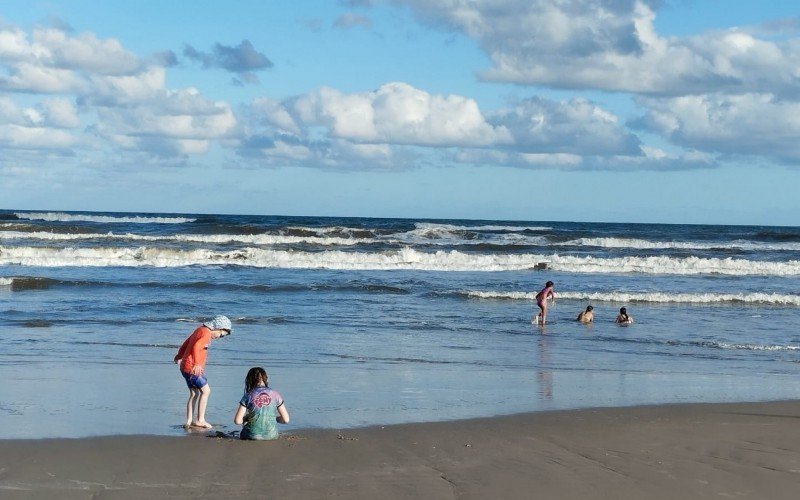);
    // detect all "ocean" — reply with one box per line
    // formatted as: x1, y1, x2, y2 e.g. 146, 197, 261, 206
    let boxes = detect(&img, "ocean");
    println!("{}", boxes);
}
1, 210, 799, 439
